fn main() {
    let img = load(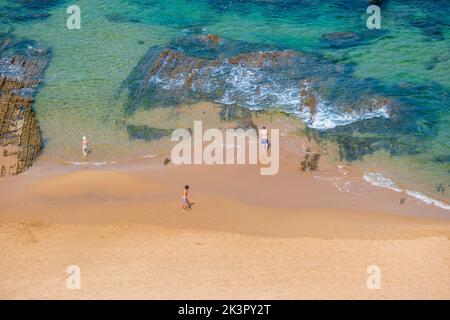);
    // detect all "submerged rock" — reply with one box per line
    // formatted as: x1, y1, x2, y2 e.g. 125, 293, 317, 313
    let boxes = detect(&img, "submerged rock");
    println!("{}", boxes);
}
170, 32, 273, 59
410, 19, 445, 41
0, 35, 50, 176
0, 0, 61, 25
219, 104, 256, 130
320, 32, 362, 48
126, 125, 171, 141
122, 34, 396, 160
122, 44, 341, 116
105, 14, 141, 24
